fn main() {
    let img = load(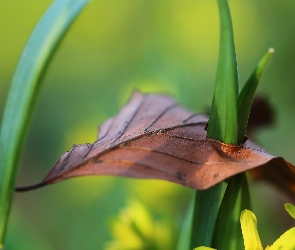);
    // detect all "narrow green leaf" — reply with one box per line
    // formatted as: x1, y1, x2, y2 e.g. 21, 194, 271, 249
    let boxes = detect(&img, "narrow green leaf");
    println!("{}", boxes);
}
190, 182, 228, 249
194, 247, 216, 250
207, 0, 239, 144
0, 0, 89, 246
284, 203, 295, 220
237, 48, 274, 144
212, 173, 251, 250
176, 197, 194, 250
